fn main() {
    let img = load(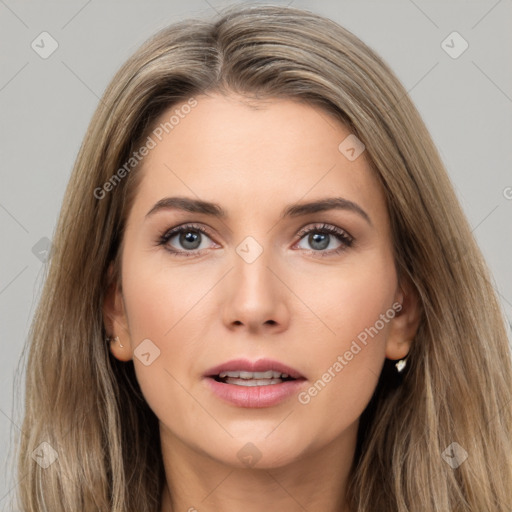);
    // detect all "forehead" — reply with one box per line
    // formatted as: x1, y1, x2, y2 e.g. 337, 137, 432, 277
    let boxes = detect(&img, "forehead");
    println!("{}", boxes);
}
128, 93, 387, 227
